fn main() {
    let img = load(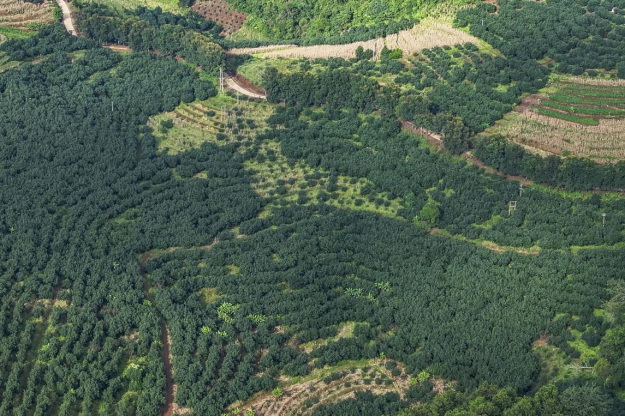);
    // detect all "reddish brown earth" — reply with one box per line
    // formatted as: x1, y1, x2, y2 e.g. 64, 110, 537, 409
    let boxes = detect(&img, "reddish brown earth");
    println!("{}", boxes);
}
401, 121, 443, 150
191, 0, 247, 35
230, 72, 267, 95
